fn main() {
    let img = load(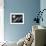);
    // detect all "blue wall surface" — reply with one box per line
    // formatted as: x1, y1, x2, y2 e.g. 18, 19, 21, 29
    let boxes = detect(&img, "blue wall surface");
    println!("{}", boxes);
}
4, 0, 40, 42
40, 0, 46, 27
